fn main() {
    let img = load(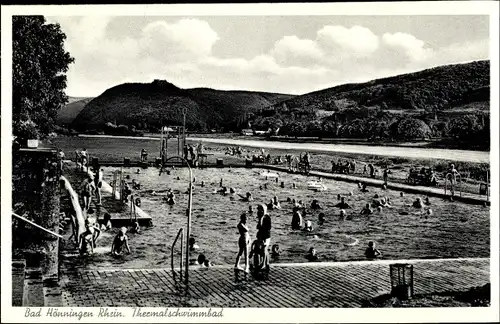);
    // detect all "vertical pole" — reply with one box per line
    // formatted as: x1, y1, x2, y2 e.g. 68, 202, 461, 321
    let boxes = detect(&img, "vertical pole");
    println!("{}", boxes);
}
177, 127, 180, 159
185, 165, 192, 286
166, 130, 169, 163
183, 109, 186, 150
180, 231, 184, 282
160, 126, 164, 161
487, 170, 489, 202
